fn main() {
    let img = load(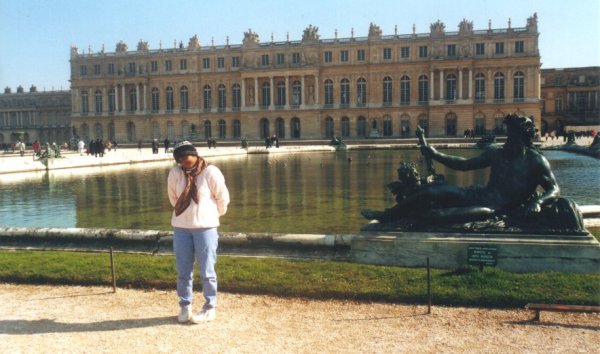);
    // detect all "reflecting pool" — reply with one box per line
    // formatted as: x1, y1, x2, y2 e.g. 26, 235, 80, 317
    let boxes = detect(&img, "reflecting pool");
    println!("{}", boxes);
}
0, 150, 598, 234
